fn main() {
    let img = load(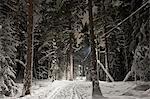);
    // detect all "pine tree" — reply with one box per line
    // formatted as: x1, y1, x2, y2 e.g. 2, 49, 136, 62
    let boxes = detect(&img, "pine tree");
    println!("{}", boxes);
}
118, 0, 150, 81
0, 0, 19, 97
0, 18, 18, 97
